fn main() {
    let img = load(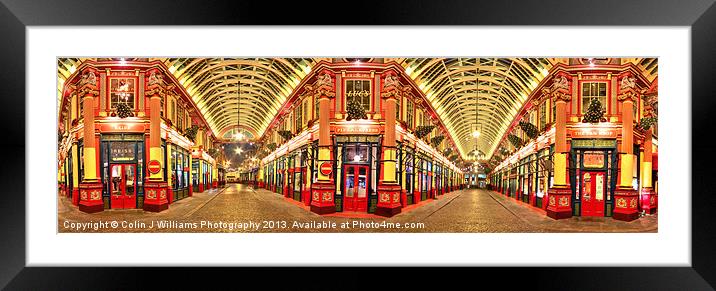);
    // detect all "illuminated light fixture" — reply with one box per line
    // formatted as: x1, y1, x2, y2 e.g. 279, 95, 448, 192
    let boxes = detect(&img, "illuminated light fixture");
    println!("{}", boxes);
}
235, 147, 243, 154
234, 78, 245, 142
354, 60, 361, 66
472, 65, 481, 140
353, 155, 361, 162
588, 58, 595, 67
119, 58, 127, 66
